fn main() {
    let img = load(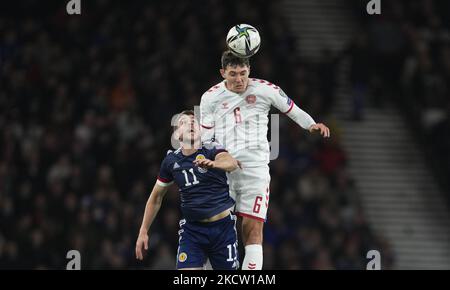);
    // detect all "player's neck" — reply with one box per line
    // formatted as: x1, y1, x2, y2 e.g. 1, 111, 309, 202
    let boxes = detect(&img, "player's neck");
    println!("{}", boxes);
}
181, 141, 201, 156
